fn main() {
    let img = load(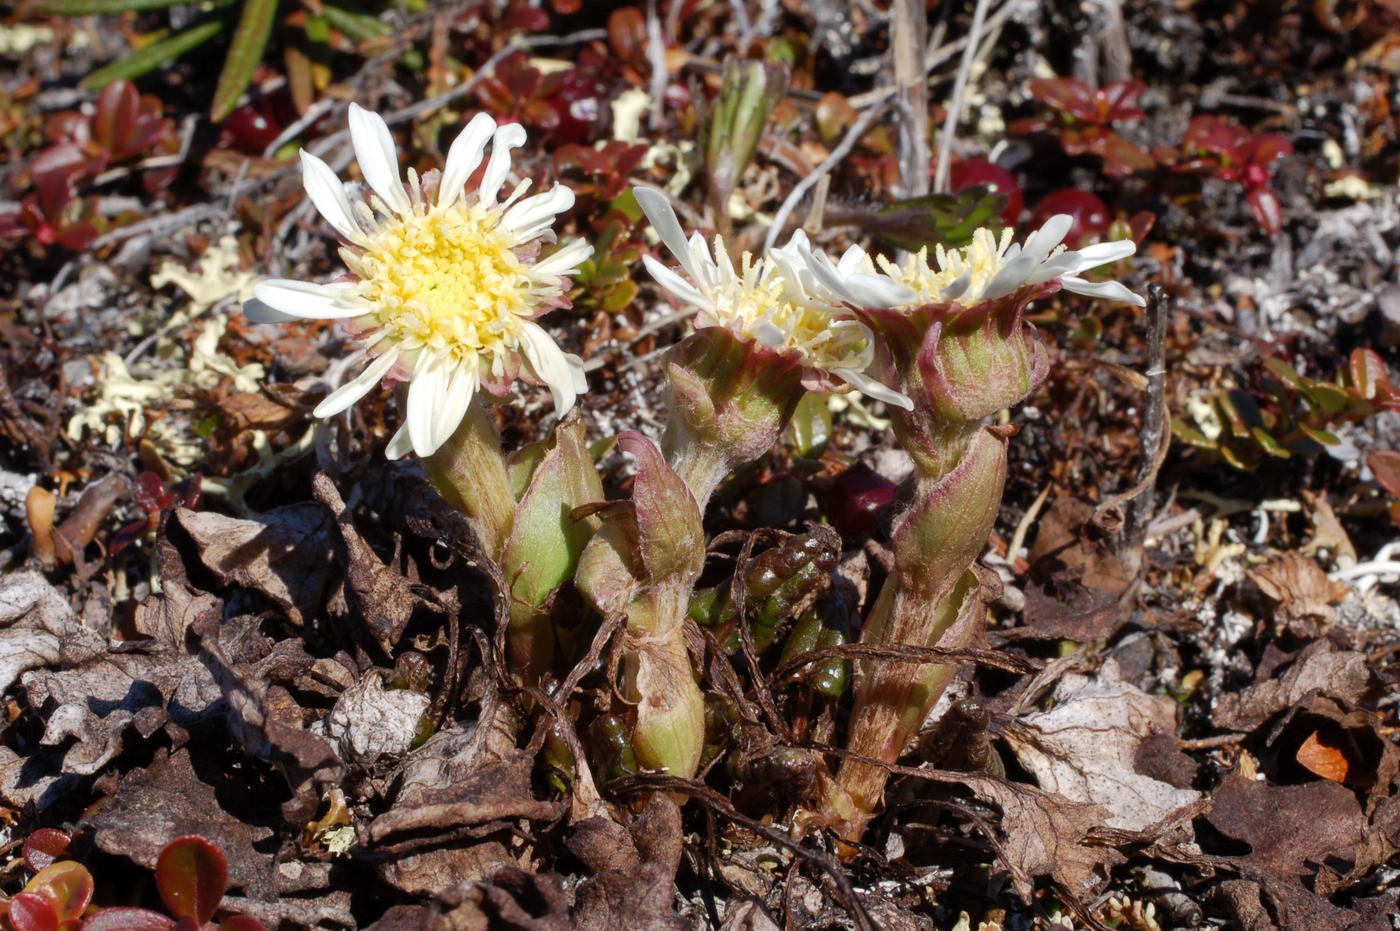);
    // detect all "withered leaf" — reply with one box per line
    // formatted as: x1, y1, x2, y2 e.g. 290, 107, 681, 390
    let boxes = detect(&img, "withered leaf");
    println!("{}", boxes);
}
0, 571, 105, 695
568, 794, 686, 931
175, 504, 334, 624
85, 749, 275, 900
1248, 552, 1346, 638
313, 473, 425, 652
319, 673, 429, 766
1207, 775, 1366, 888
958, 771, 1121, 899
1214, 641, 1375, 732
1005, 659, 1202, 833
